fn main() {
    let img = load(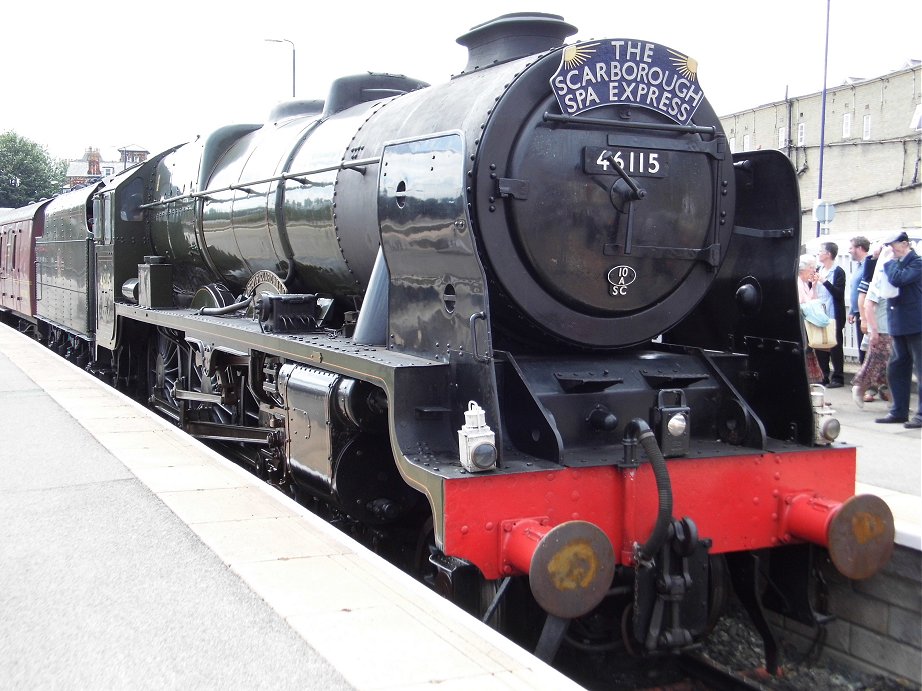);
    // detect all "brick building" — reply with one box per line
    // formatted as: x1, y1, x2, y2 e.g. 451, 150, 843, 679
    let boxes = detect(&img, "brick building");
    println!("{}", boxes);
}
65, 145, 150, 190
720, 62, 921, 240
